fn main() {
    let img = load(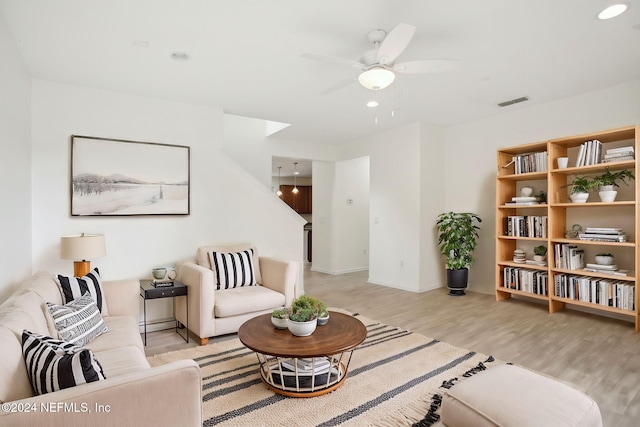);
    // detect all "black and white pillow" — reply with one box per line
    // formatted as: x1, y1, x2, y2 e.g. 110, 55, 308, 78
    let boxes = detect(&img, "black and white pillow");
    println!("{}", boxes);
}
47, 292, 108, 346
22, 330, 106, 396
56, 268, 108, 315
208, 249, 256, 290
